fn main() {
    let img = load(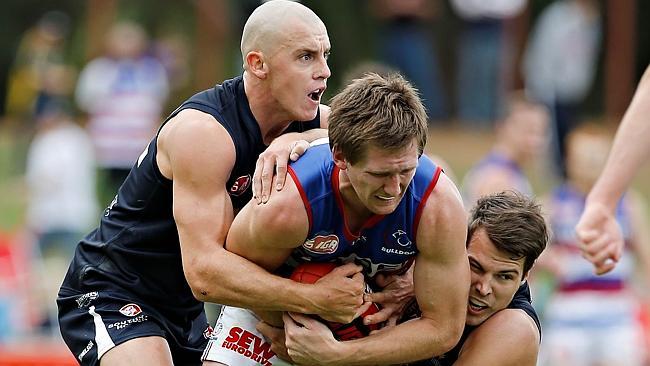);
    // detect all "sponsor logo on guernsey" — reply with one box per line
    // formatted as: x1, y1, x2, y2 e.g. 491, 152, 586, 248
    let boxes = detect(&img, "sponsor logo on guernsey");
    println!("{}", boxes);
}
303, 234, 339, 254
380, 247, 416, 255
221, 326, 276, 366
392, 230, 412, 247
119, 303, 142, 317
107, 314, 148, 330
77, 340, 94, 361
76, 291, 99, 308
229, 175, 251, 196
203, 324, 215, 339
381, 229, 416, 256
